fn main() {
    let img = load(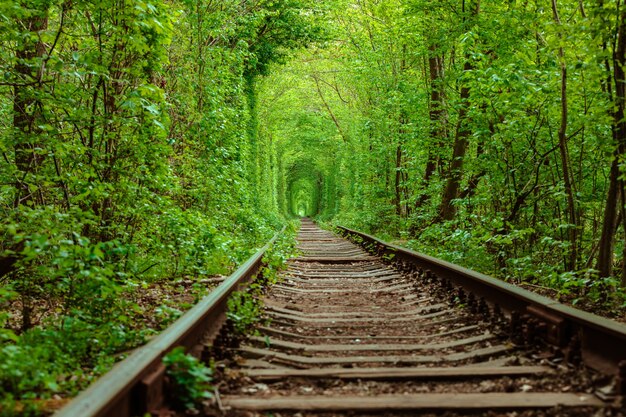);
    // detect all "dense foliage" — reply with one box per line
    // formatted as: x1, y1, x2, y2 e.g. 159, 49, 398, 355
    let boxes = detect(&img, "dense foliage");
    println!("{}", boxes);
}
3, 0, 626, 413
163, 346, 213, 411
0, 0, 323, 413
227, 222, 299, 336
260, 0, 626, 311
